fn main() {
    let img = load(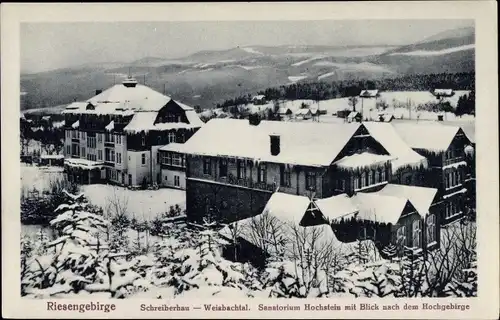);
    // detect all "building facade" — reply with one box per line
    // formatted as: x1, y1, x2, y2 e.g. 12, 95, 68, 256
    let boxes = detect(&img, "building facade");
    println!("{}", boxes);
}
62, 77, 202, 187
